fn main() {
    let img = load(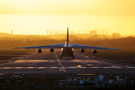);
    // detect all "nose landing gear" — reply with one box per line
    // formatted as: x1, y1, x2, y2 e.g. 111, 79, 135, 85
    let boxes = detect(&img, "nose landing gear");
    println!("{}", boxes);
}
60, 55, 62, 59
60, 55, 75, 59
72, 55, 75, 59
